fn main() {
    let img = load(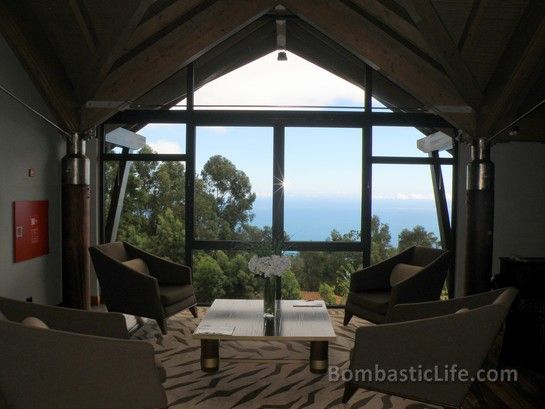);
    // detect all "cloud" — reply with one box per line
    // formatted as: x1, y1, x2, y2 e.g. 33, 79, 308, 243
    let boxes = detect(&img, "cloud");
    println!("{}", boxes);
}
148, 140, 183, 154
200, 126, 227, 134
194, 51, 365, 108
